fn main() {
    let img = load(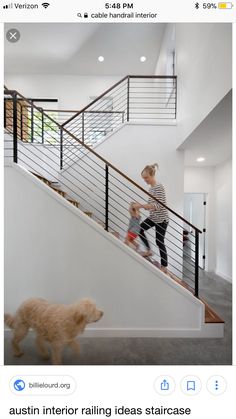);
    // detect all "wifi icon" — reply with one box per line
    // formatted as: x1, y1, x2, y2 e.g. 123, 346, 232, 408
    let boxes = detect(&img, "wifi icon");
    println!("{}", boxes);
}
42, 2, 50, 8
